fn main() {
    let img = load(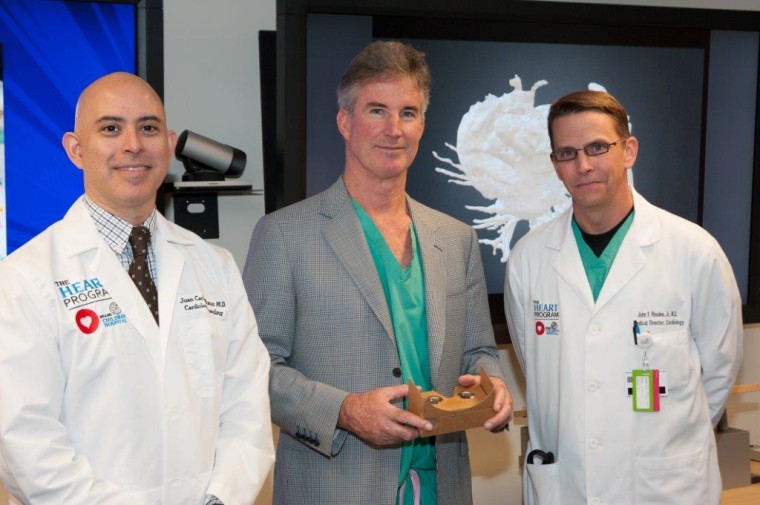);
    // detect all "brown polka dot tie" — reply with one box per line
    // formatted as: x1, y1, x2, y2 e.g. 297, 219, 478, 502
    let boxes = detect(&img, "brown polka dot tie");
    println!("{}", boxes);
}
129, 226, 159, 324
